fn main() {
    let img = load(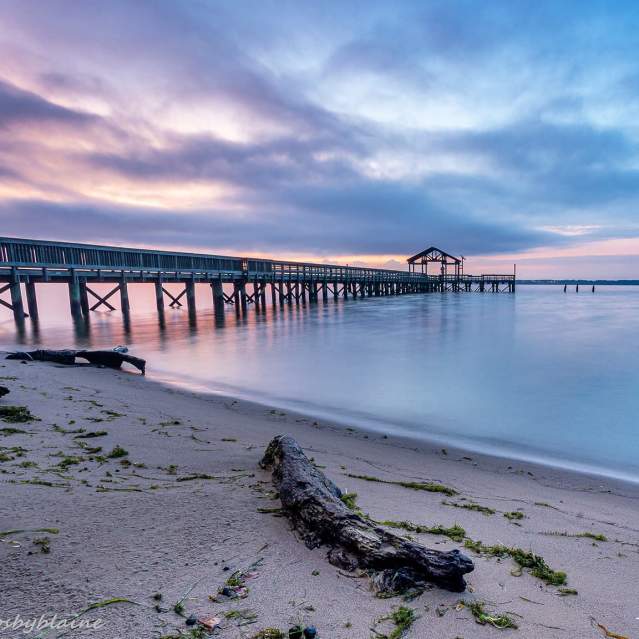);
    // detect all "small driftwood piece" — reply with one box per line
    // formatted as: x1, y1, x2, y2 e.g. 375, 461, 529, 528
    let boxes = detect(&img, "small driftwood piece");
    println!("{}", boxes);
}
0, 386, 9, 398
260, 435, 474, 593
6, 349, 146, 375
